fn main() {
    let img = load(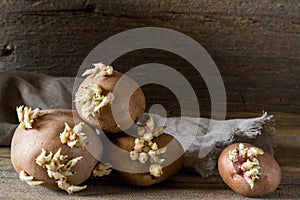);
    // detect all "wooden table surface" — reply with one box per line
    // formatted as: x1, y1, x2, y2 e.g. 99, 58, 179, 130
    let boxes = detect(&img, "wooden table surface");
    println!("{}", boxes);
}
1, 112, 299, 199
